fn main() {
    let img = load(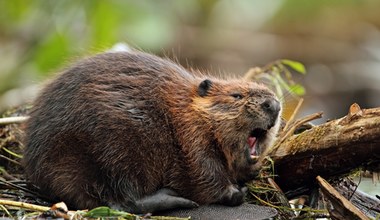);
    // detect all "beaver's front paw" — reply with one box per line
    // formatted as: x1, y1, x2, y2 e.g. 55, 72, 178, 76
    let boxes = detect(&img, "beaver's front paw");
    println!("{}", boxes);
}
219, 185, 247, 206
